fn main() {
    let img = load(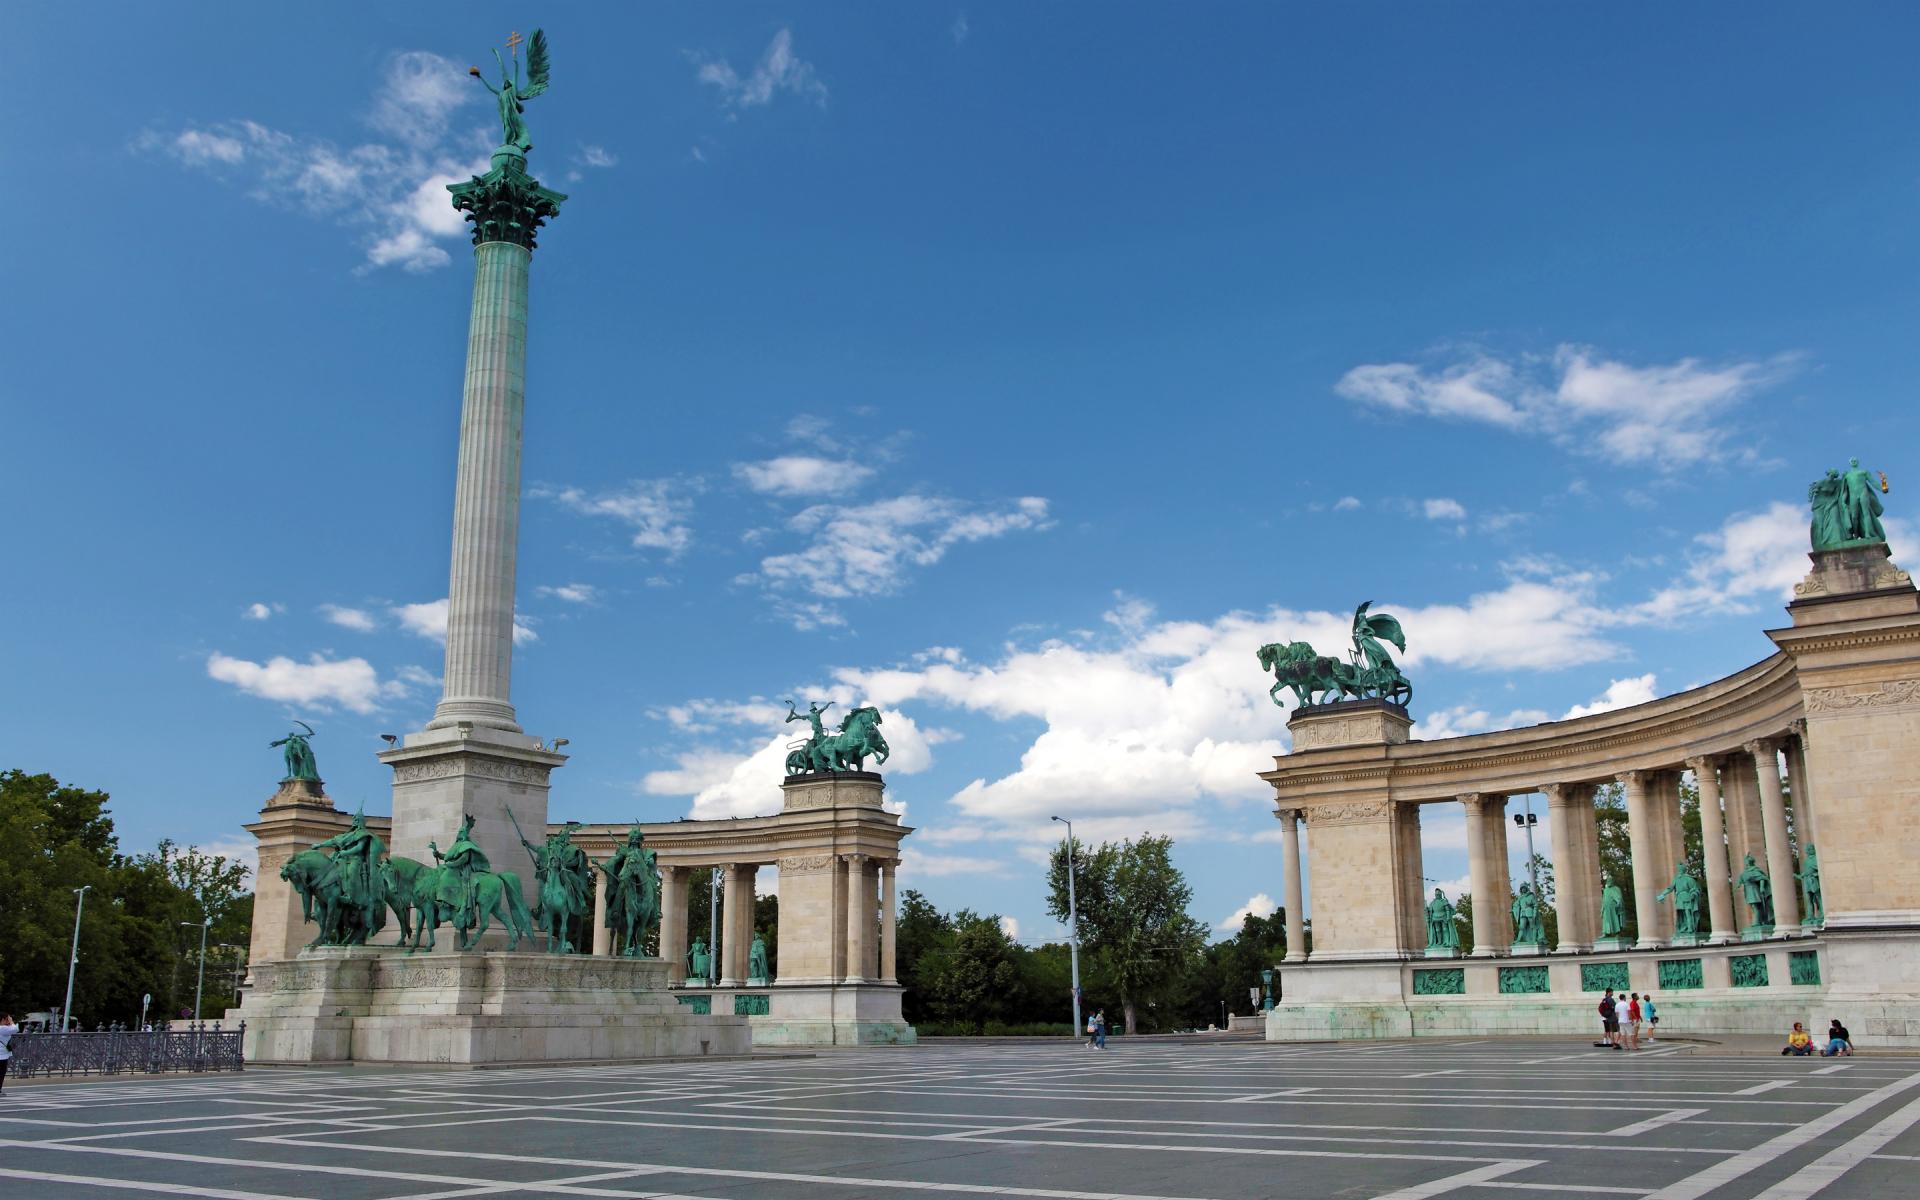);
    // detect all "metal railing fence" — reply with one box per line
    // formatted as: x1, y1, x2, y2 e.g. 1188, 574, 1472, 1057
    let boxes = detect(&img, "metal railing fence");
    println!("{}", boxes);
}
7, 1025, 245, 1078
